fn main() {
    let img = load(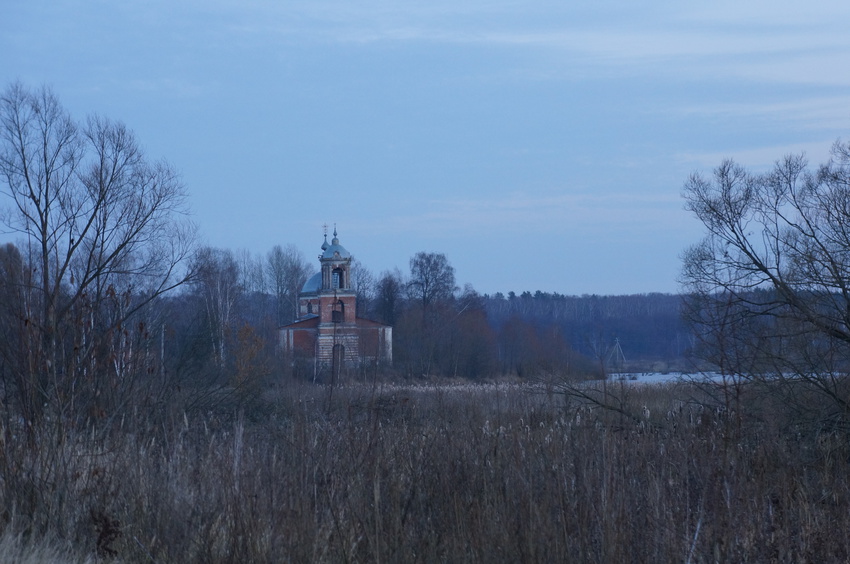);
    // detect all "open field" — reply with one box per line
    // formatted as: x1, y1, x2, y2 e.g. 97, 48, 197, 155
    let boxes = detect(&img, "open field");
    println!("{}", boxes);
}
2, 377, 849, 562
